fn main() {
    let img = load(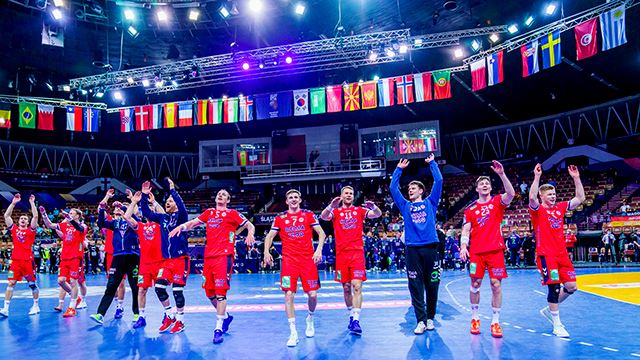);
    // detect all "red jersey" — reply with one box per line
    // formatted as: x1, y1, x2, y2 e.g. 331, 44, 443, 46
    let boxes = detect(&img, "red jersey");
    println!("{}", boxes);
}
529, 201, 569, 256
198, 208, 248, 258
272, 210, 319, 258
9, 225, 37, 261
565, 233, 577, 248
104, 214, 114, 255
58, 222, 87, 260
330, 206, 368, 252
137, 221, 163, 264
463, 195, 507, 255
